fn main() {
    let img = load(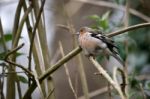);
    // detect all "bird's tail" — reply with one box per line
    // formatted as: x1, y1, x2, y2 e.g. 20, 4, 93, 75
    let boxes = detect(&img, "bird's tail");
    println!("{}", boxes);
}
104, 48, 125, 66
110, 52, 125, 66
